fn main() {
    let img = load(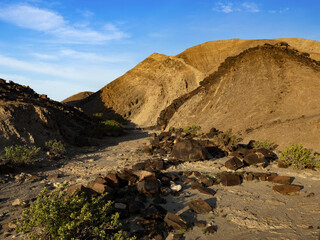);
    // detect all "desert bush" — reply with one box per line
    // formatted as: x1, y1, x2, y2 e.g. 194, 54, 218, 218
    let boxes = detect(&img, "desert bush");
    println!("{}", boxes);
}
252, 140, 276, 150
278, 143, 320, 169
4, 145, 40, 165
93, 112, 103, 120
211, 129, 241, 152
101, 120, 123, 132
15, 186, 135, 240
183, 125, 201, 135
45, 140, 66, 155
